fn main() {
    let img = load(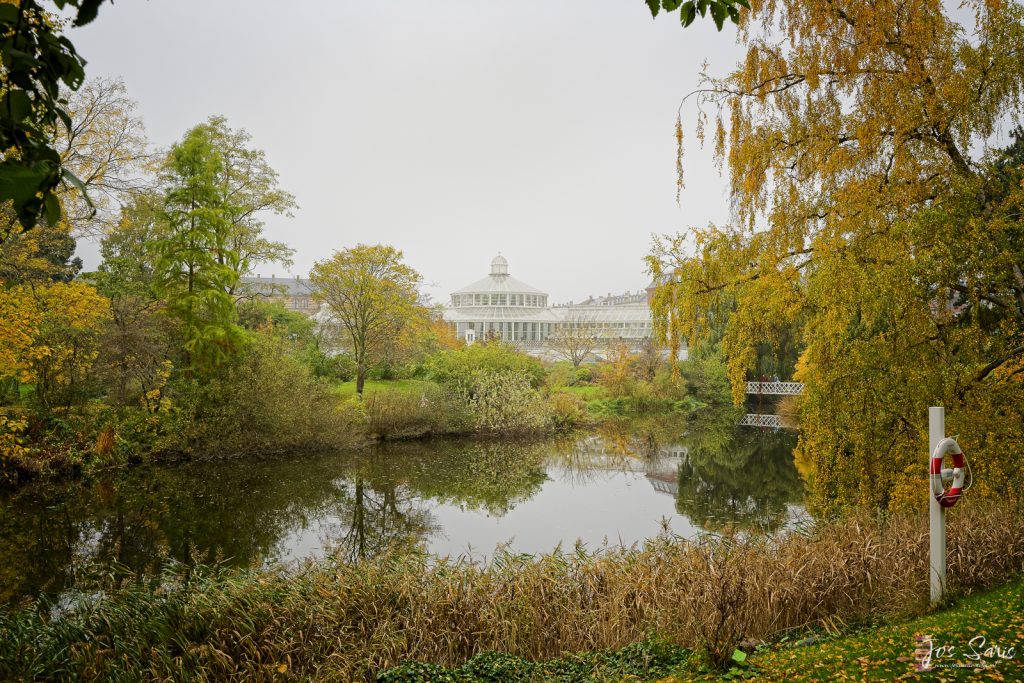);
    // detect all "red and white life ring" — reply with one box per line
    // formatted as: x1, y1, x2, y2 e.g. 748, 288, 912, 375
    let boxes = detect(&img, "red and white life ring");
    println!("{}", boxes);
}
930, 437, 966, 508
